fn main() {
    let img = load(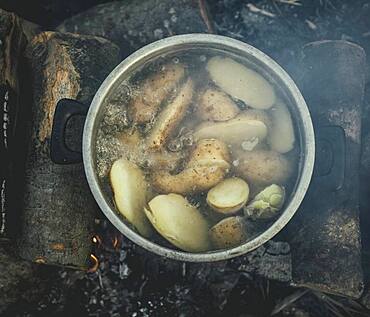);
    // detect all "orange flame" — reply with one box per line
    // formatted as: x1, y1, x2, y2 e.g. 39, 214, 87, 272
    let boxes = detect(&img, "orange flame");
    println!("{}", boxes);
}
112, 236, 119, 249
92, 235, 102, 245
88, 254, 99, 273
